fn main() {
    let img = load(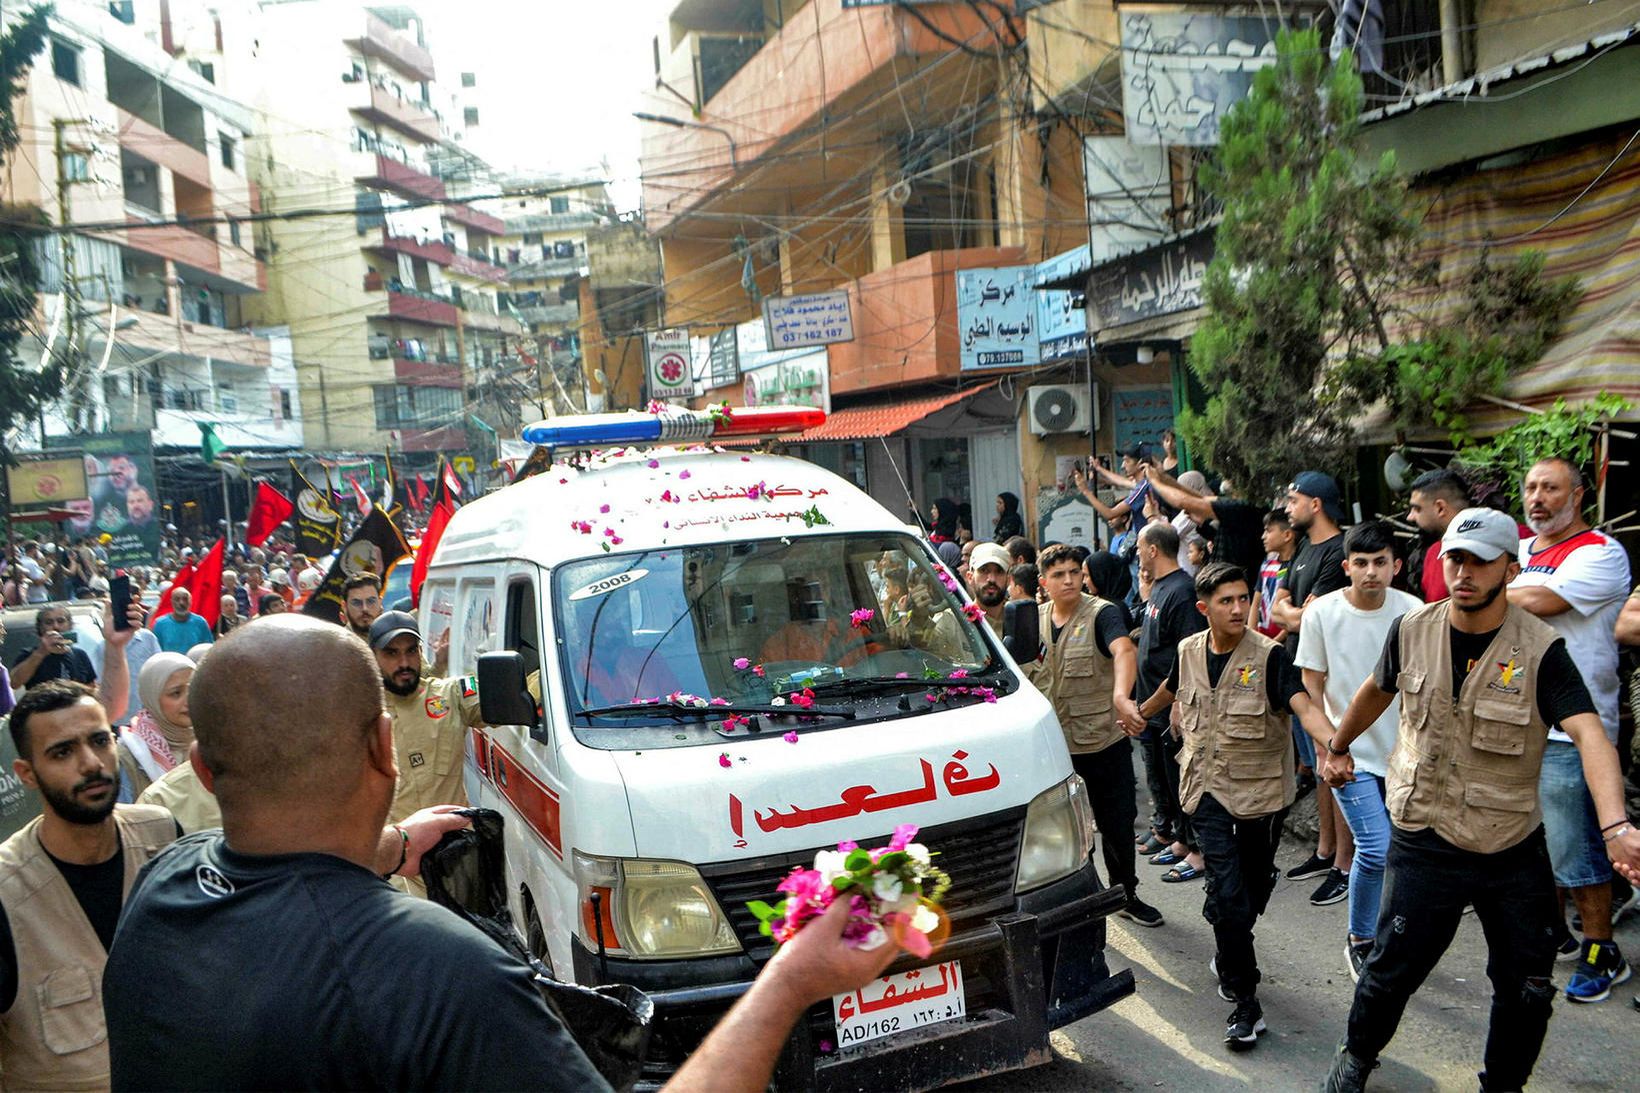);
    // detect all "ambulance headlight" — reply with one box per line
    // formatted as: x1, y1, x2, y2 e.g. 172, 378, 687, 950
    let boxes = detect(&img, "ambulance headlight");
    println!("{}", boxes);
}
573, 853, 740, 959
1015, 776, 1095, 893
